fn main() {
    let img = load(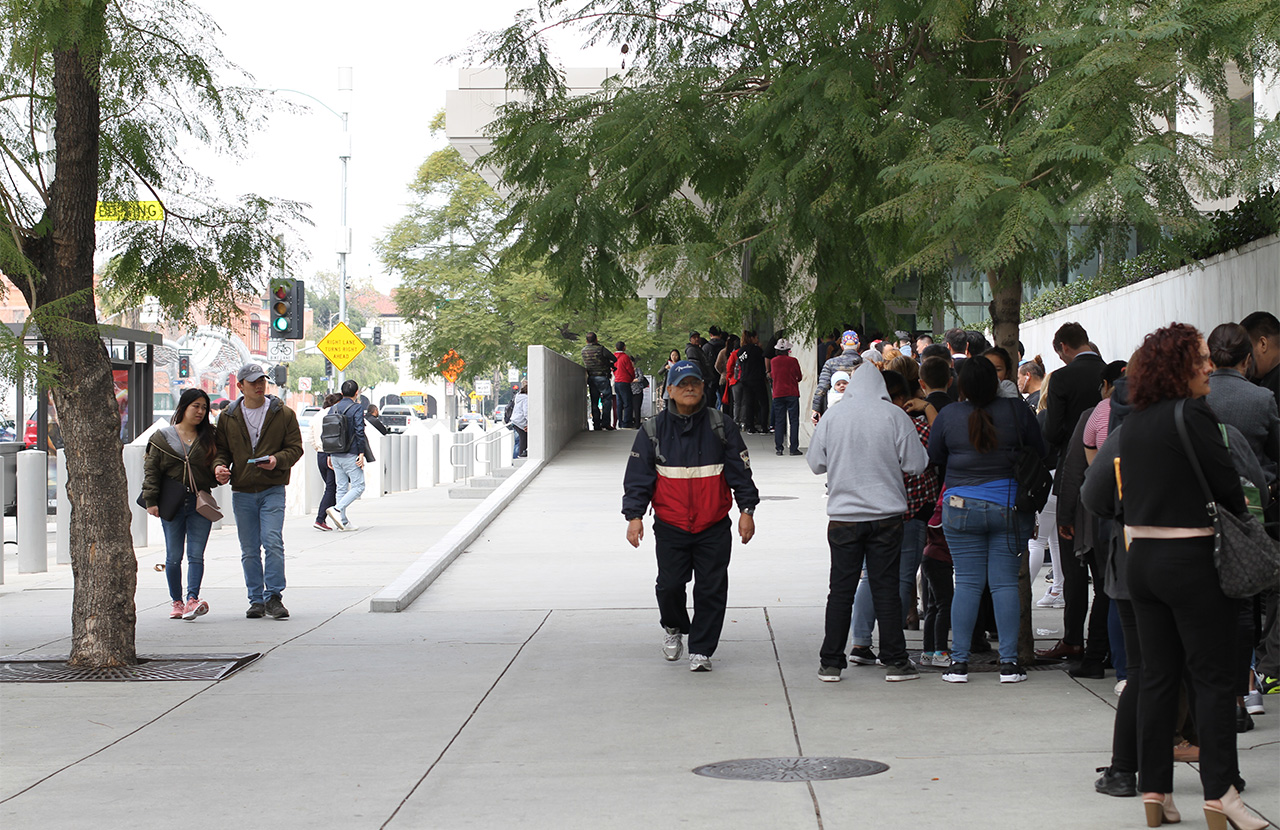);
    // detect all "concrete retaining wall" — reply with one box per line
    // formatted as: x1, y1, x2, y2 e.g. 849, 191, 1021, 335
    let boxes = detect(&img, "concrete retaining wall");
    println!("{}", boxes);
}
1021, 234, 1279, 371
528, 345, 586, 461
